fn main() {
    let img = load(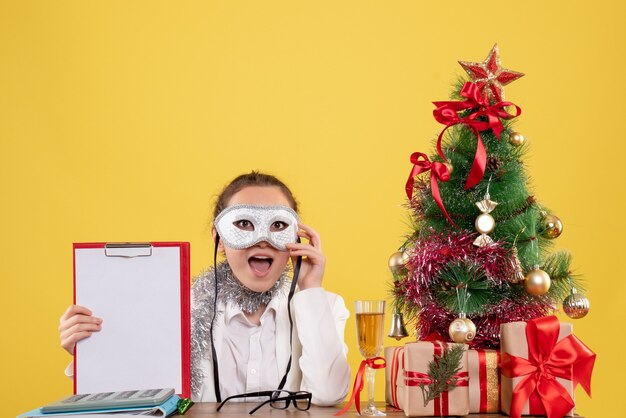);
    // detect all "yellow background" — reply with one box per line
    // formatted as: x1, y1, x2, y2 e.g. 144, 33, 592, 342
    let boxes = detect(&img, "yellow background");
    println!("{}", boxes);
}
1, 1, 624, 416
